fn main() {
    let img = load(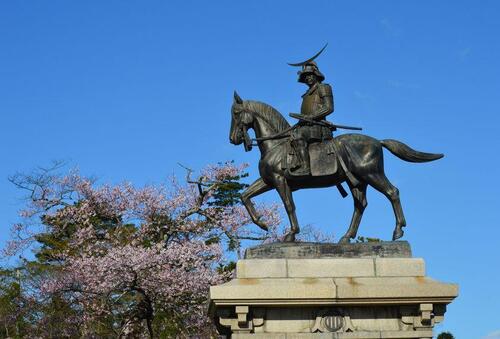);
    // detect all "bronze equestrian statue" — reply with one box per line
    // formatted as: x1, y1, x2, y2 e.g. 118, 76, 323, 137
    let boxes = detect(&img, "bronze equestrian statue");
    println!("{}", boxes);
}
229, 46, 443, 243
